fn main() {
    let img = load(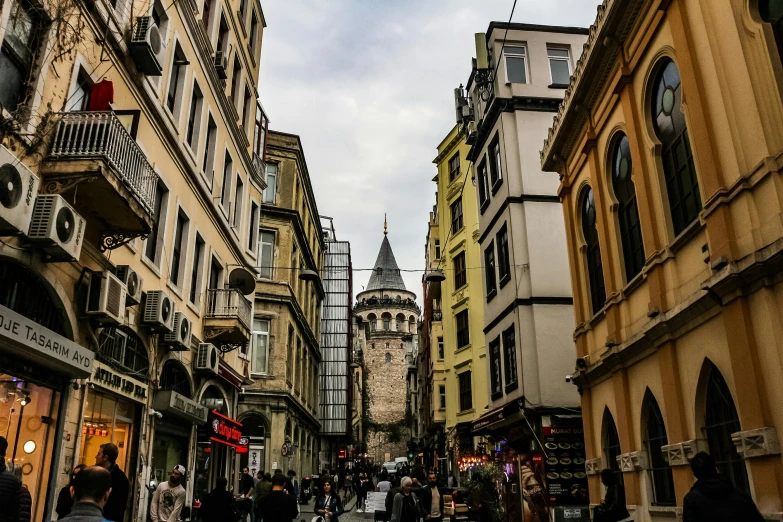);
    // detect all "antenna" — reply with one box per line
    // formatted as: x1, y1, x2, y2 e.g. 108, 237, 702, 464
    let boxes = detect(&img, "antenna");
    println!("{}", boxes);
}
384, 214, 388, 236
